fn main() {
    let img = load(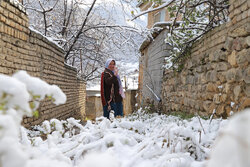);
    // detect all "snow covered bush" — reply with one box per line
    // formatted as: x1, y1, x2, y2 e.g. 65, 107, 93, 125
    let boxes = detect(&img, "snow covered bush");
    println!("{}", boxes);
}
207, 108, 250, 167
1, 70, 249, 167
0, 71, 66, 167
